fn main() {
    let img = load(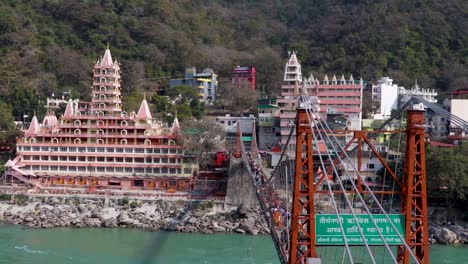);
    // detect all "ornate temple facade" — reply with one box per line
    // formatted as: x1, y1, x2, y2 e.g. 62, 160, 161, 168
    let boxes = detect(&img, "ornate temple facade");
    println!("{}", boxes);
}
5, 48, 197, 192
278, 52, 363, 153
